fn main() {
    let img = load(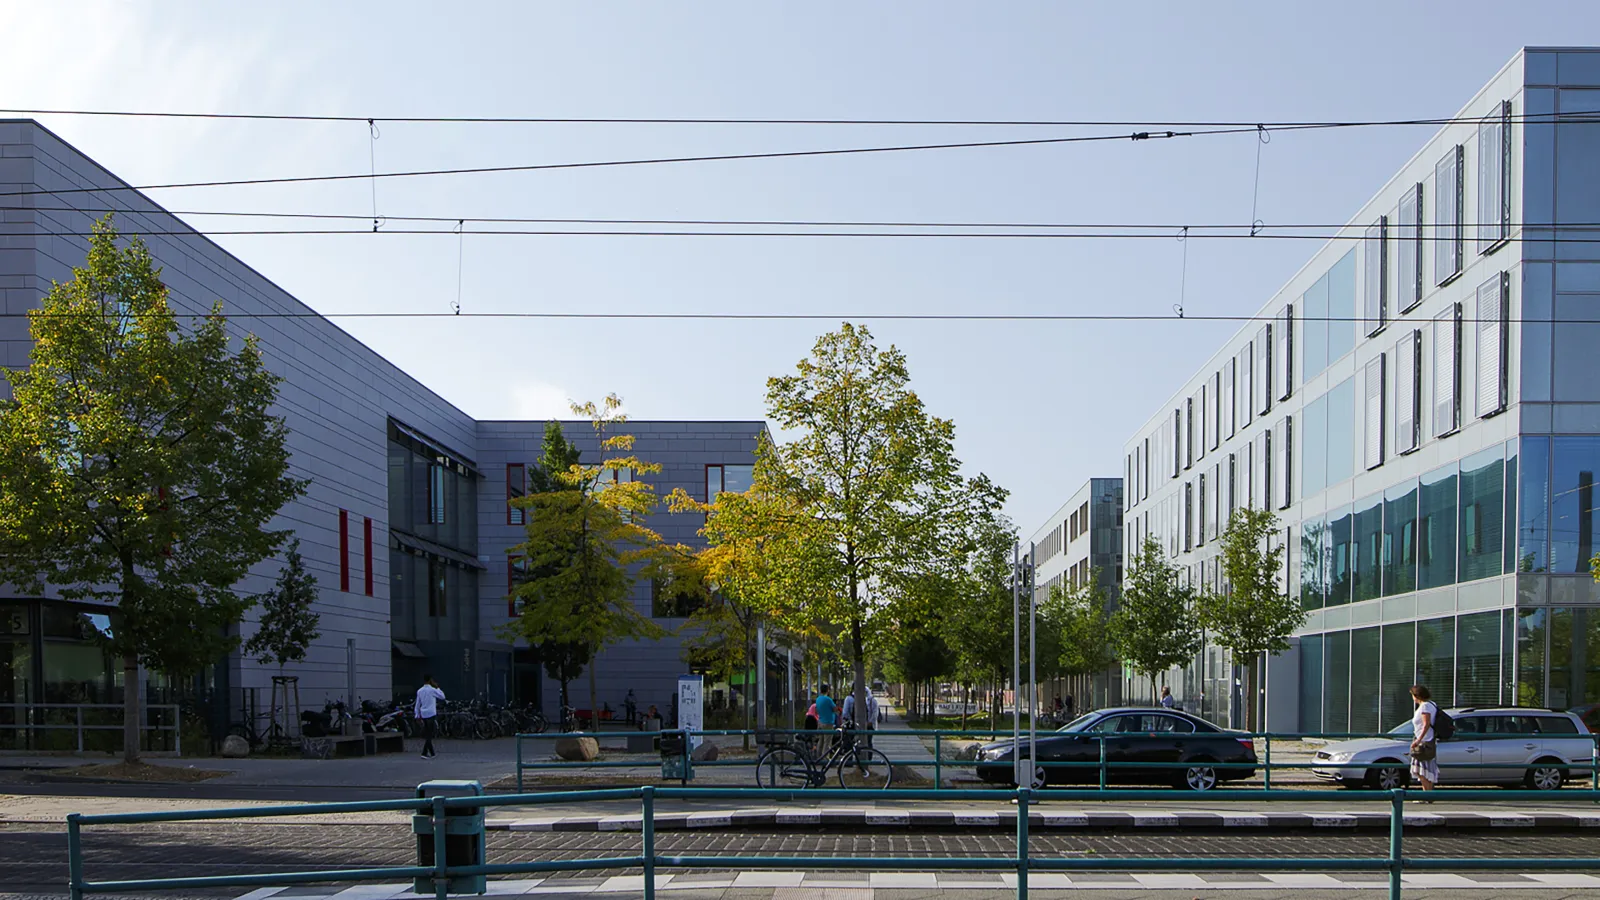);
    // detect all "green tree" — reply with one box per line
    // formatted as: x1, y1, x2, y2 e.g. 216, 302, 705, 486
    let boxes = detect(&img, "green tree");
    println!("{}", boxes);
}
1199, 507, 1308, 721
0, 217, 305, 762
244, 539, 322, 673
701, 324, 965, 729
1113, 537, 1204, 702
515, 421, 593, 708
945, 493, 1017, 730
502, 396, 667, 727
1049, 575, 1117, 685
